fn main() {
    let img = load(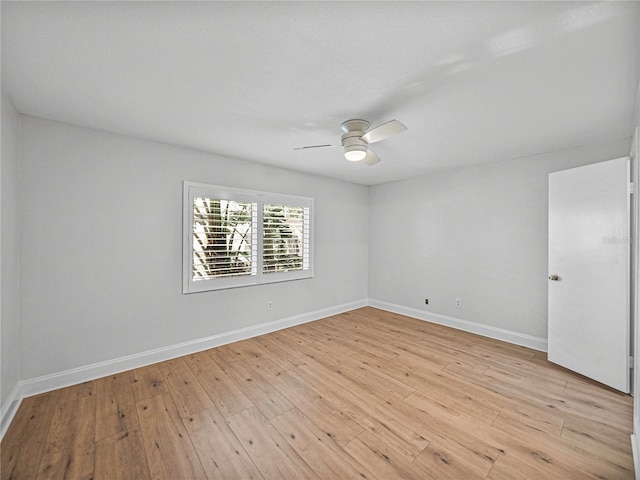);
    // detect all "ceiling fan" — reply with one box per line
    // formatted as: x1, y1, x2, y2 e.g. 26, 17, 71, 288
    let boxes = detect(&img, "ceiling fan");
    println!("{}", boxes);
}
295, 119, 407, 166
